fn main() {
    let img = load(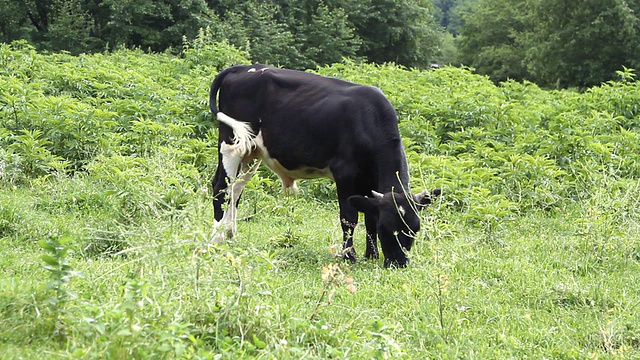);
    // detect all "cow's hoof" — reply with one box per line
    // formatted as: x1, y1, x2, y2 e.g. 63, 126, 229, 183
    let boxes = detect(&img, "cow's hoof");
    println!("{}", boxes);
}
384, 257, 409, 269
343, 248, 357, 264
364, 251, 380, 260
211, 232, 225, 244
